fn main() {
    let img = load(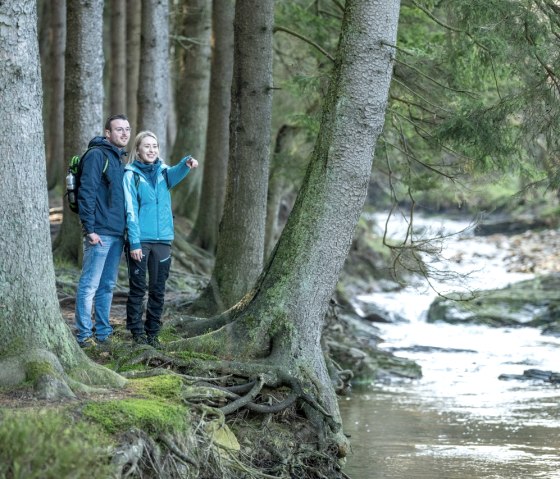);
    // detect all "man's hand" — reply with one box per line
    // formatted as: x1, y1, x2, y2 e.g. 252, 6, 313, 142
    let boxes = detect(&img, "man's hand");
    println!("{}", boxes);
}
87, 233, 103, 246
186, 157, 199, 169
